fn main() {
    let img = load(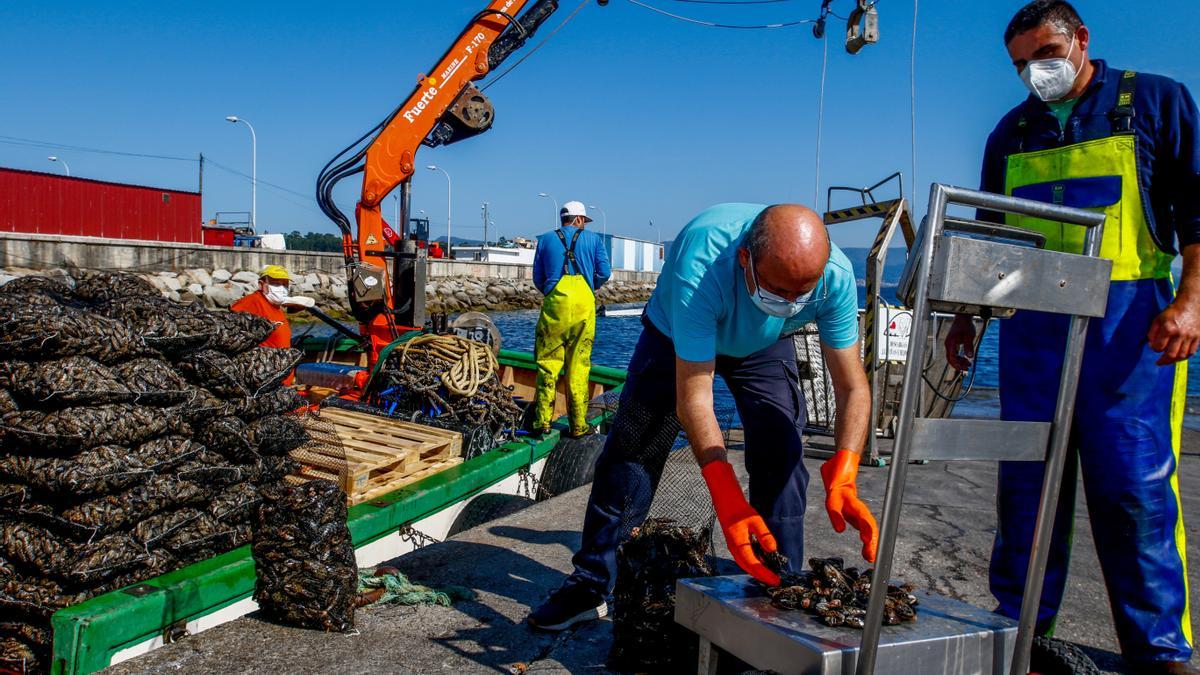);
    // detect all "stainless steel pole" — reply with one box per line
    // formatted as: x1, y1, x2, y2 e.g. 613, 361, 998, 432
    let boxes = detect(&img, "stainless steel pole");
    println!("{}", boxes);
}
856, 184, 947, 674
1008, 219, 1105, 675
